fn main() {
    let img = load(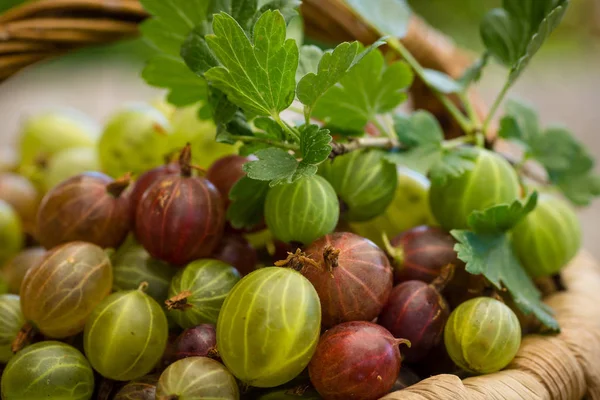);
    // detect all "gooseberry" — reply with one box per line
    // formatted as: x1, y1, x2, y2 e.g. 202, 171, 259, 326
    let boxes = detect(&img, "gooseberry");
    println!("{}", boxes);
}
217, 267, 321, 387
165, 324, 217, 364
166, 259, 240, 328
212, 234, 258, 276
1, 341, 94, 400
429, 148, 520, 230
377, 266, 453, 362
0, 294, 25, 363
265, 175, 339, 244
111, 242, 176, 304
84, 284, 168, 381
19, 109, 99, 172
36, 172, 132, 249
128, 162, 180, 220
135, 146, 225, 265
349, 167, 436, 247
512, 193, 581, 277
43, 146, 101, 191
292, 232, 393, 328
308, 321, 409, 400
206, 154, 252, 209
20, 241, 112, 338
319, 150, 397, 221
2, 247, 45, 294
385, 225, 459, 283
0, 200, 23, 265
444, 297, 521, 374
0, 173, 39, 233
156, 357, 240, 400
98, 104, 171, 178
113, 374, 159, 400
